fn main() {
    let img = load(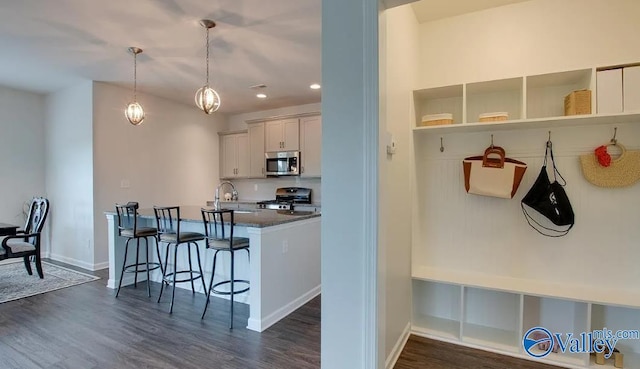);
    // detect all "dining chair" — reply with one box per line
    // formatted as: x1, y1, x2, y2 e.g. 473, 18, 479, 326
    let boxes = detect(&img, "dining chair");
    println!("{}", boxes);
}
0, 197, 50, 278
